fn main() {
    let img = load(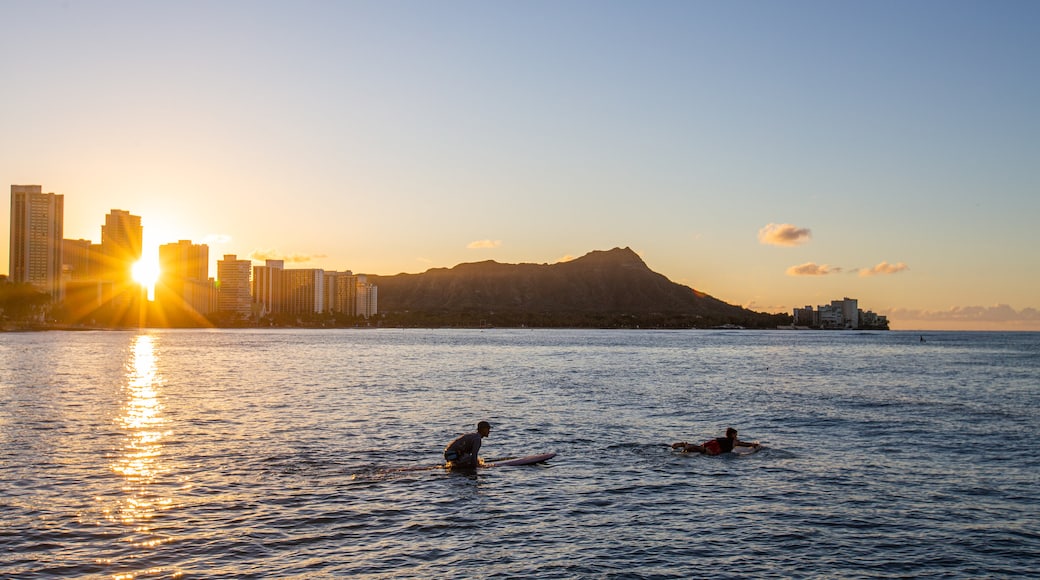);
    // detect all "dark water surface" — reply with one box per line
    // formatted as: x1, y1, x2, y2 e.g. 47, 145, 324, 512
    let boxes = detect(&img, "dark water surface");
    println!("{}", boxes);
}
2, 329, 1038, 578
